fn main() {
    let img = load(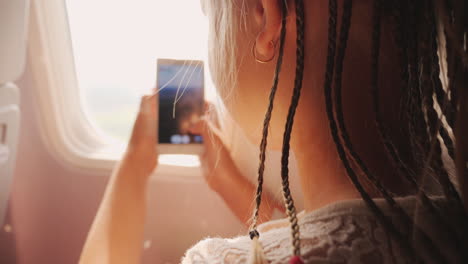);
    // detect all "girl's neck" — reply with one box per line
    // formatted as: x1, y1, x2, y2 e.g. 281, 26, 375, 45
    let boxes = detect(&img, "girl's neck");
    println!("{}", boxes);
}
291, 130, 361, 213
289, 57, 362, 212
